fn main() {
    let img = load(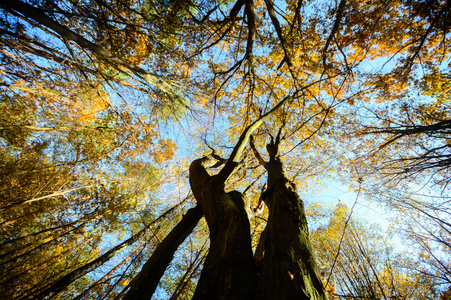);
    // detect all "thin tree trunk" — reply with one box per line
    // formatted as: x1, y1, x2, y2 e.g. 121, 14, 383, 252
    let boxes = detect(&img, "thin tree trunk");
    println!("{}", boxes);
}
0, 185, 96, 210
1, 228, 107, 293
30, 198, 188, 300
73, 244, 146, 300
0, 208, 102, 260
123, 205, 203, 300
0, 222, 85, 270
170, 245, 206, 300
